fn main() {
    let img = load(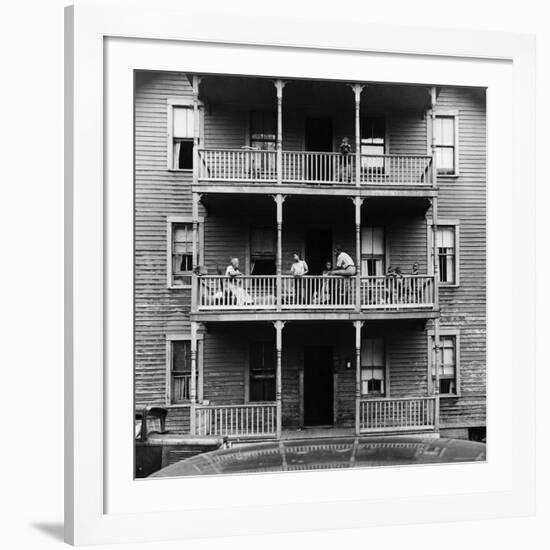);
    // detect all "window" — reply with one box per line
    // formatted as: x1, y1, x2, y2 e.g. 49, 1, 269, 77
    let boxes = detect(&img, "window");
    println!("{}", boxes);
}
169, 340, 197, 404
250, 111, 276, 151
361, 116, 386, 171
167, 217, 203, 288
436, 226, 456, 284
249, 342, 276, 402
433, 115, 457, 175
170, 223, 193, 286
430, 335, 458, 395
250, 226, 276, 275
361, 226, 385, 276
361, 337, 386, 396
171, 105, 194, 169
167, 334, 203, 405
428, 221, 459, 286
